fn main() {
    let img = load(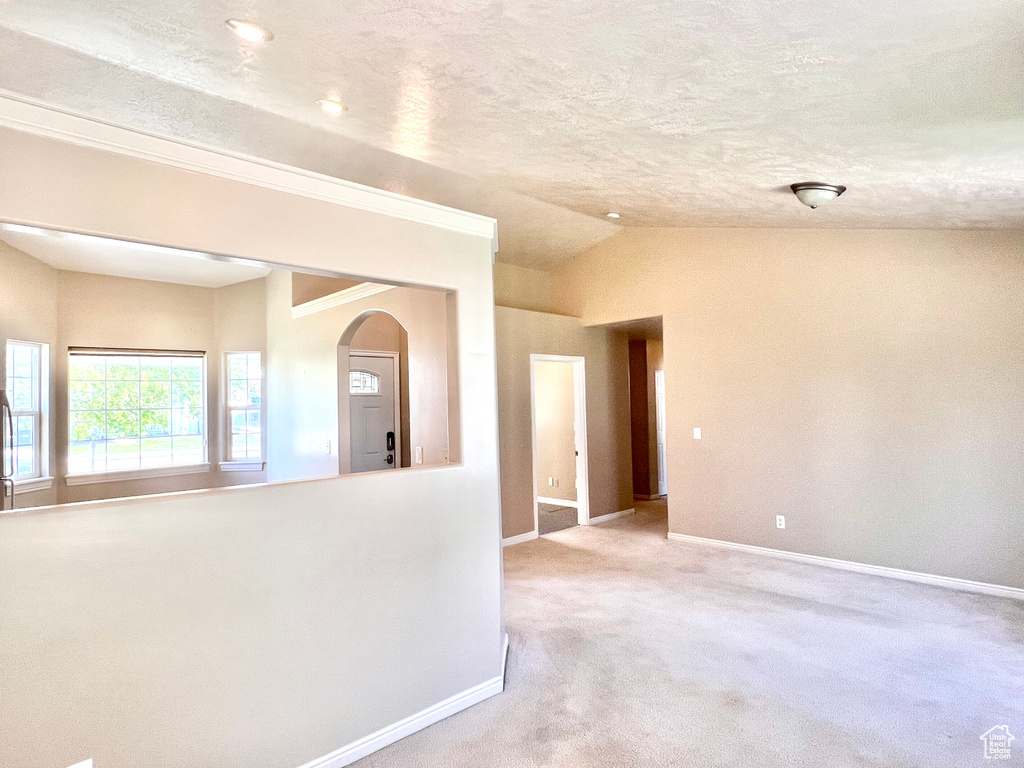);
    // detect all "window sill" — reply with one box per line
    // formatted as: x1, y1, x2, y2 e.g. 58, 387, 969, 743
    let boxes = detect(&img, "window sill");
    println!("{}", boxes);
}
65, 463, 211, 486
219, 460, 265, 473
13, 476, 54, 493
